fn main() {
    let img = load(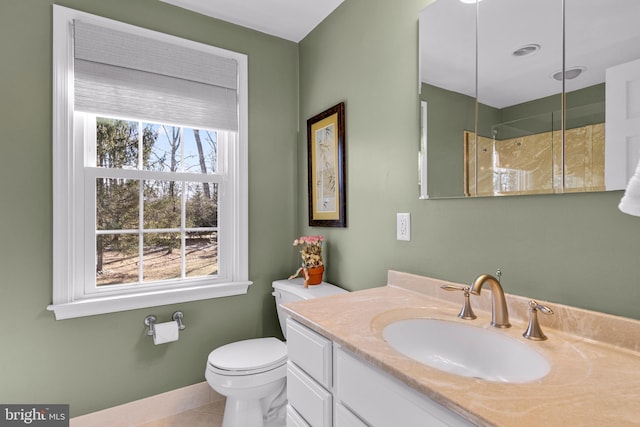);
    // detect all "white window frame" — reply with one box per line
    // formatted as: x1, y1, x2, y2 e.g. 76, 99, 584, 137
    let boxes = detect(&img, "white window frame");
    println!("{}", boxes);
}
49, 6, 250, 320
